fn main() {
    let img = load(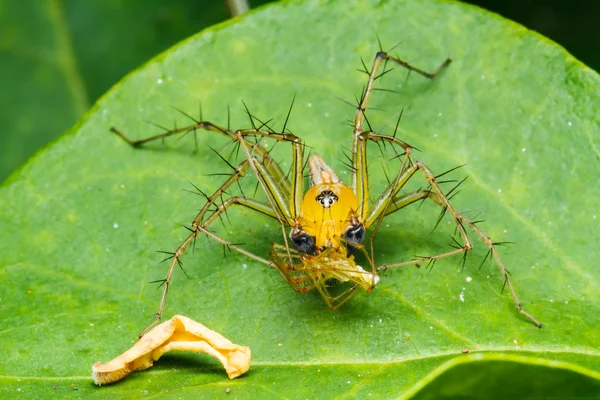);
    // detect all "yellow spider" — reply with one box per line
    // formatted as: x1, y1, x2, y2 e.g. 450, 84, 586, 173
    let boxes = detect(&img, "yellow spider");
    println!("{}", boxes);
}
112, 49, 542, 336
